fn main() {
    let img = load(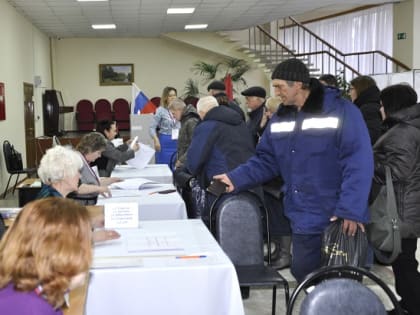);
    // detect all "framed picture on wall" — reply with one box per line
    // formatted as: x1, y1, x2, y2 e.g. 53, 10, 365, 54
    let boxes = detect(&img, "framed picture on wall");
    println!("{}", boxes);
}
99, 64, 134, 86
